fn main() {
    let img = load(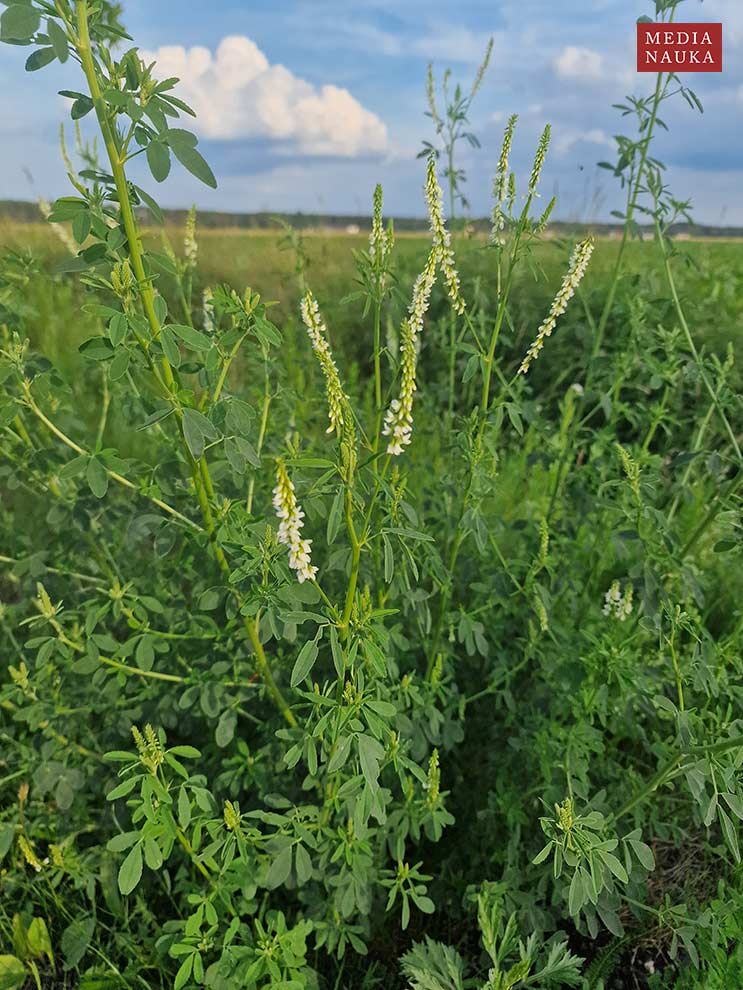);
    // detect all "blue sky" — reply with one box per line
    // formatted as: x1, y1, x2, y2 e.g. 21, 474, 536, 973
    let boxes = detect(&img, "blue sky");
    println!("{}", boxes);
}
2, 0, 742, 223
